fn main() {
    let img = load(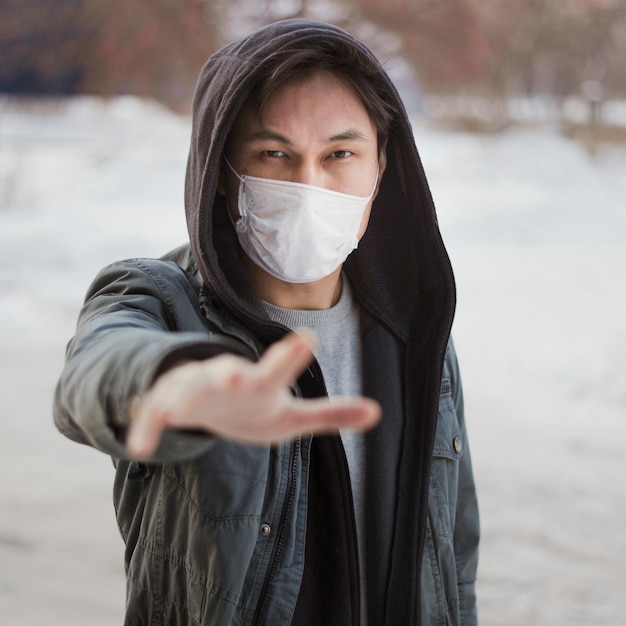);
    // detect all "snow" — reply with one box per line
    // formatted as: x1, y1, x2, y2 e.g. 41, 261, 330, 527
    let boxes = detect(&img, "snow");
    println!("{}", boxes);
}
1, 95, 624, 625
